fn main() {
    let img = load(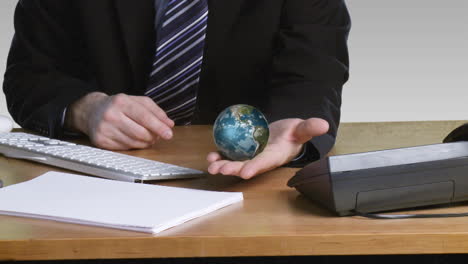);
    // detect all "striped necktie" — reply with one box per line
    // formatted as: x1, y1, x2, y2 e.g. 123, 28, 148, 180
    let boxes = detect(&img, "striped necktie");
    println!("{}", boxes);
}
145, 0, 209, 125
